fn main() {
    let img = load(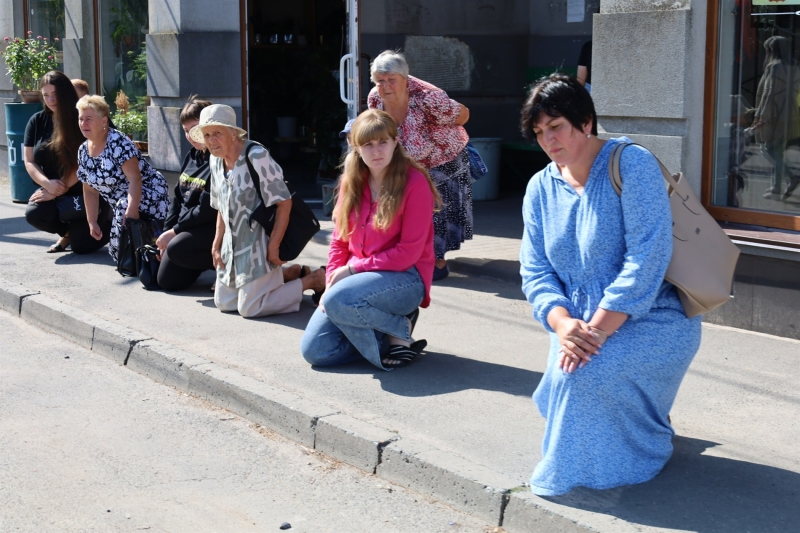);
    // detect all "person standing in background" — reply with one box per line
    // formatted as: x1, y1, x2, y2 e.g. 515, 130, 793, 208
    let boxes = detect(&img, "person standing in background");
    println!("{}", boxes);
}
577, 41, 592, 94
